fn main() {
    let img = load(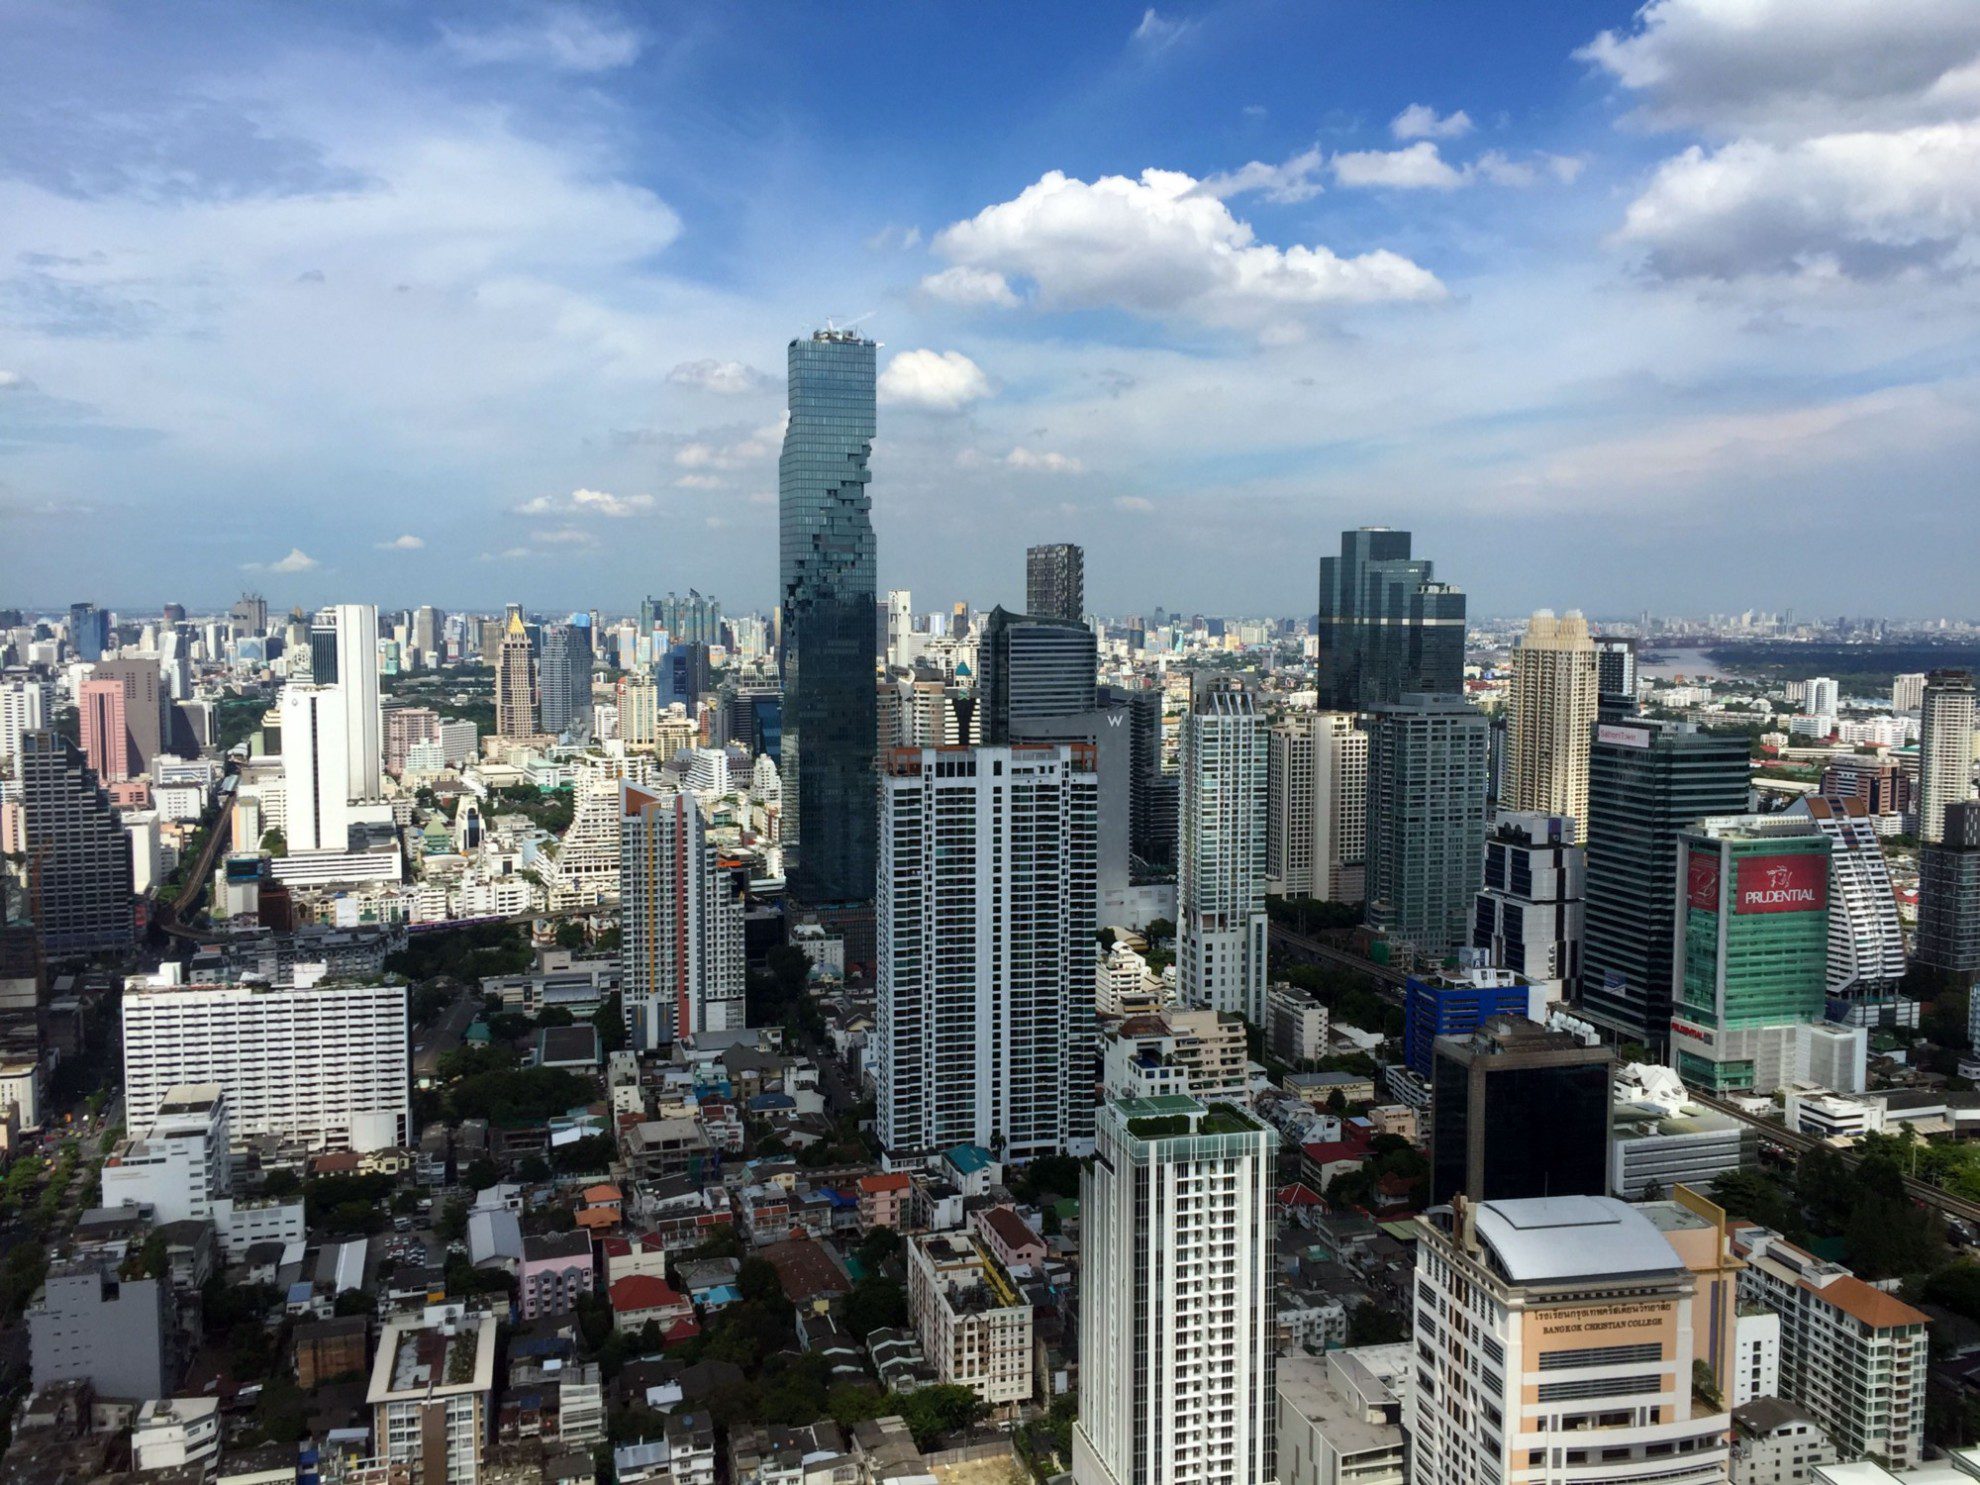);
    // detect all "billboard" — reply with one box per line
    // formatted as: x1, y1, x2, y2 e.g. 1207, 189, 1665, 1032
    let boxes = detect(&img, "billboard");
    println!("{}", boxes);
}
1686, 853, 1721, 911
1733, 852, 1828, 915
1596, 723, 1651, 750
